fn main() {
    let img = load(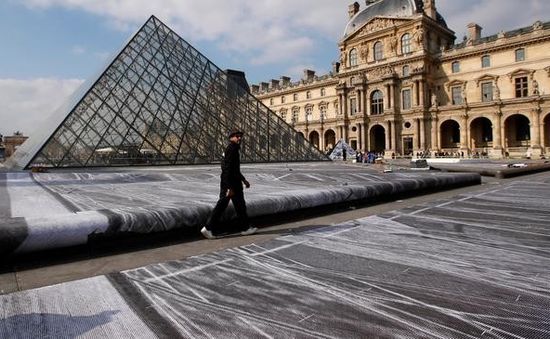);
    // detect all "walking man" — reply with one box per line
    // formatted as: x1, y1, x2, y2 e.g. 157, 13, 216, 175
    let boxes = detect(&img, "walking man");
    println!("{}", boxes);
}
201, 130, 257, 239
